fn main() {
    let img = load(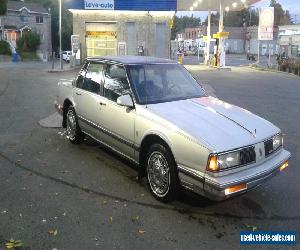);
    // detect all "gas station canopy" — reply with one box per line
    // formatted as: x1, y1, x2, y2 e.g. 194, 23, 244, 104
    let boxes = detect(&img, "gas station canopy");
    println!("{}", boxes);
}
177, 0, 261, 11
66, 0, 260, 12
